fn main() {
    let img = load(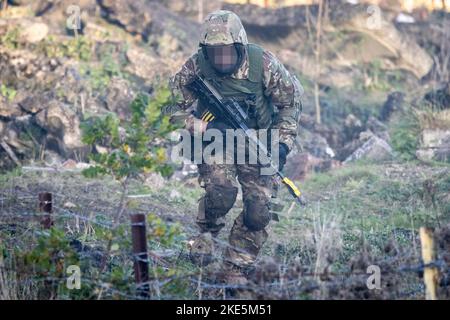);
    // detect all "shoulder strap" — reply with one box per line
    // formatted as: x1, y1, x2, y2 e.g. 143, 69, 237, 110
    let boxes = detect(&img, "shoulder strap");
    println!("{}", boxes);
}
196, 48, 214, 79
247, 43, 264, 83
